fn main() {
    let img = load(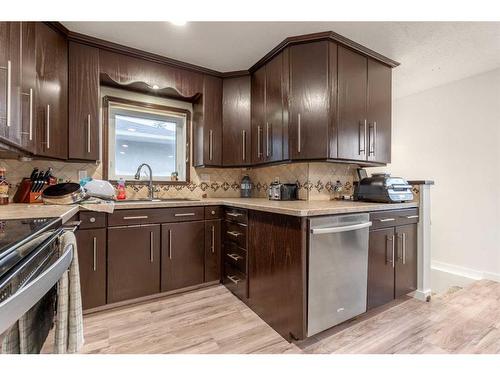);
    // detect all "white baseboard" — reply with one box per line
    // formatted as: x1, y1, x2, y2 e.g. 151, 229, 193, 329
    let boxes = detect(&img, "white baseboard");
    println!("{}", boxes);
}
431, 261, 500, 293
